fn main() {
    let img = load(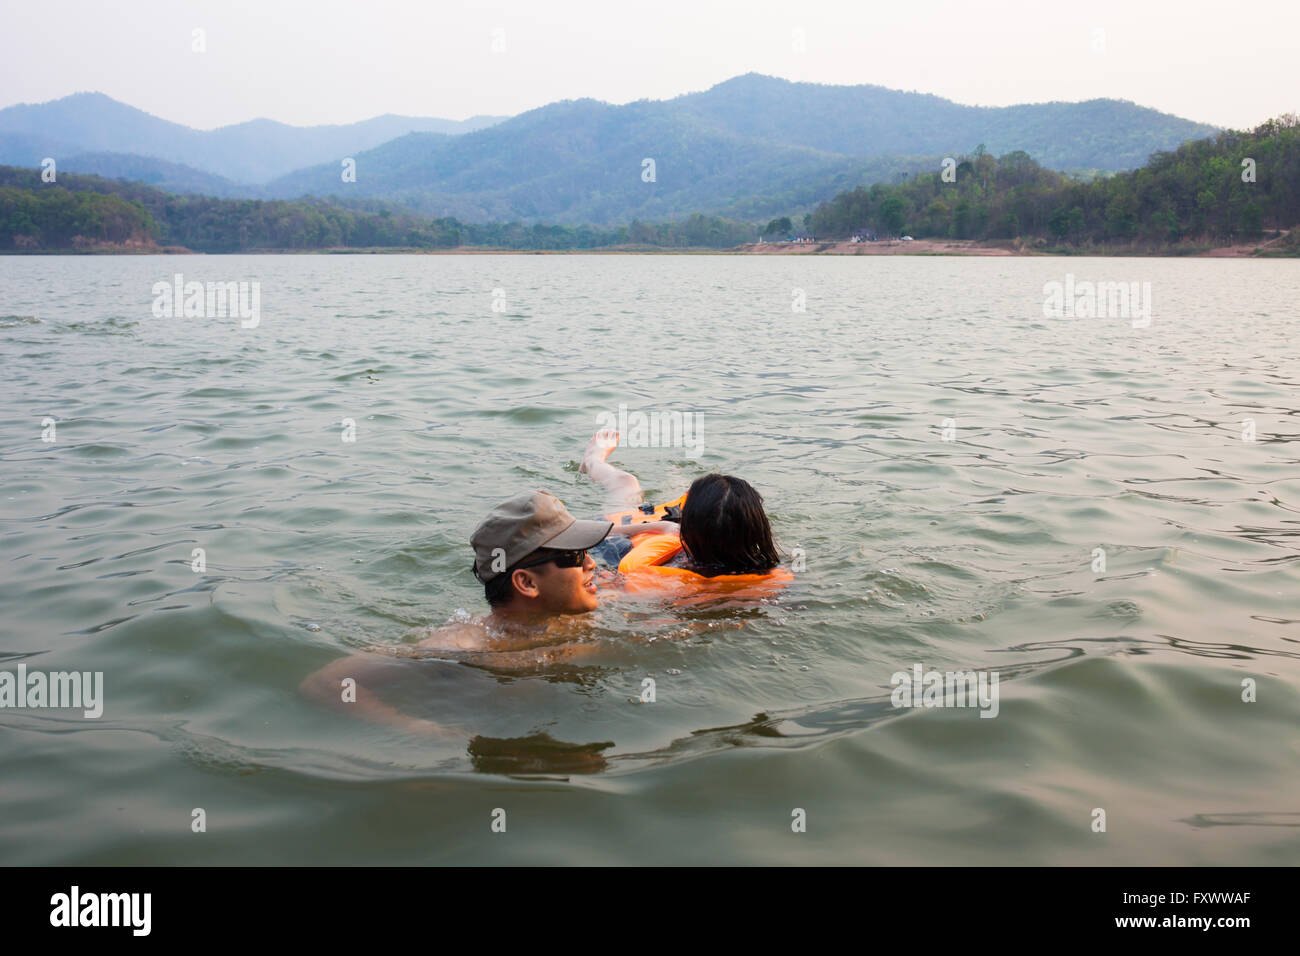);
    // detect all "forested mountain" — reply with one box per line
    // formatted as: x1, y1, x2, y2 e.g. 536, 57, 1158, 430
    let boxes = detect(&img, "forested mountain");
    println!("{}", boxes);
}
0, 92, 504, 183
674, 74, 1215, 171
263, 100, 939, 224
0, 134, 250, 198
265, 76, 1218, 224
45, 152, 247, 197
